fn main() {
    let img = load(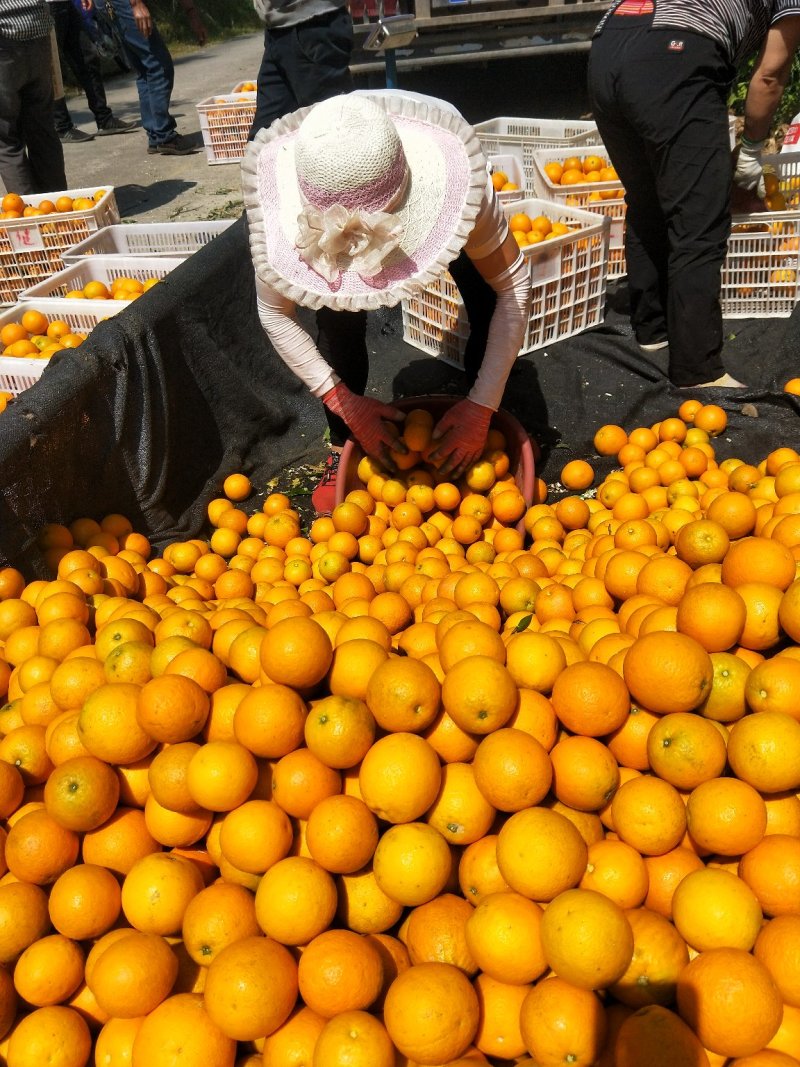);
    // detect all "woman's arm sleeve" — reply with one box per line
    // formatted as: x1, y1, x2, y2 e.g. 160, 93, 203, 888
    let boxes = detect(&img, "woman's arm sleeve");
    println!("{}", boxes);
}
255, 277, 339, 398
